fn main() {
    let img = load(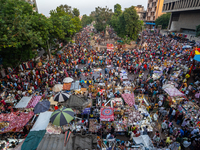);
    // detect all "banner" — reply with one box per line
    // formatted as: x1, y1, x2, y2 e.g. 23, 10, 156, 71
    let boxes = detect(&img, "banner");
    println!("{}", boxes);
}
107, 44, 114, 51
